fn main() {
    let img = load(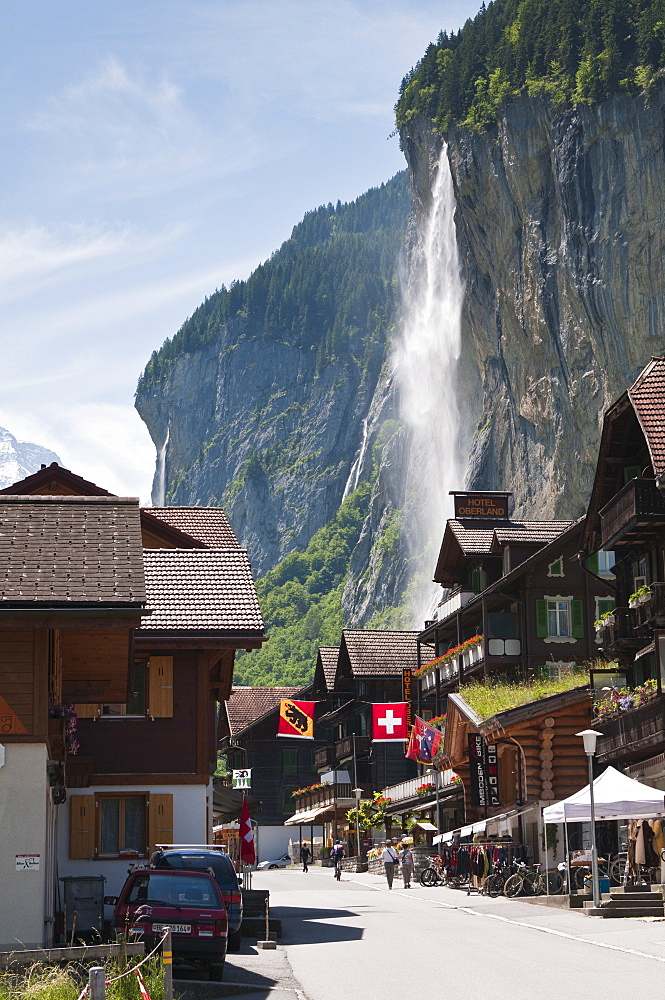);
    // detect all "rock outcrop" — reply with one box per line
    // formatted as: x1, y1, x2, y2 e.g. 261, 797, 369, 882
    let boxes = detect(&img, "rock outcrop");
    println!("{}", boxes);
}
404, 84, 665, 518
